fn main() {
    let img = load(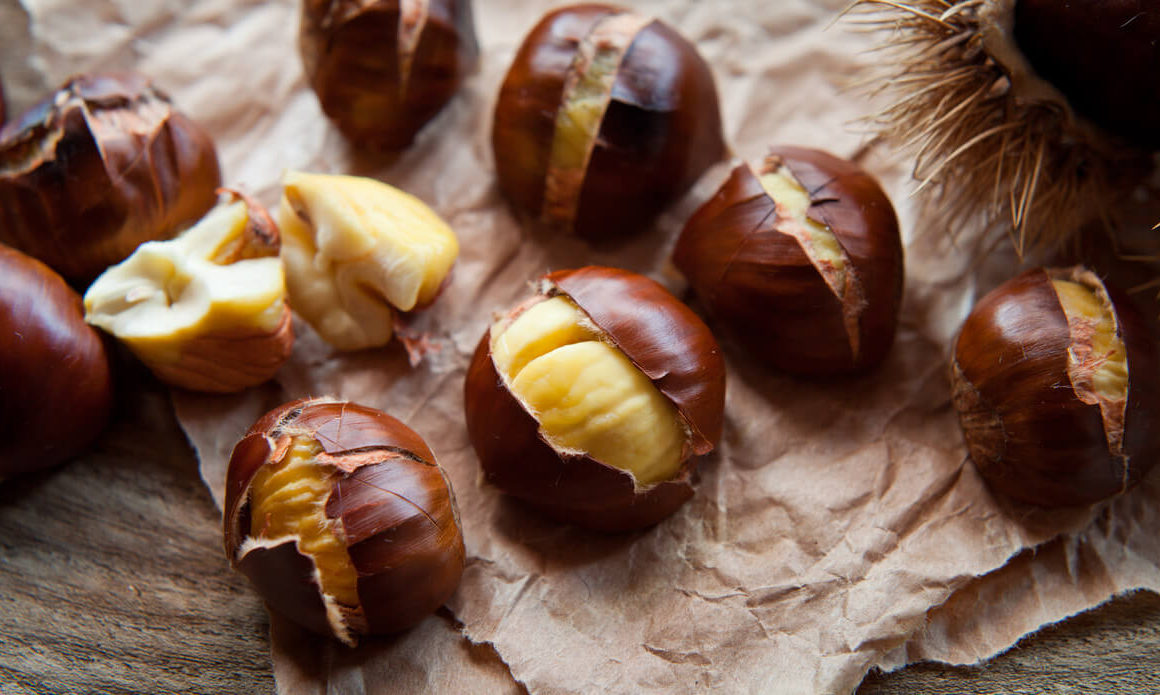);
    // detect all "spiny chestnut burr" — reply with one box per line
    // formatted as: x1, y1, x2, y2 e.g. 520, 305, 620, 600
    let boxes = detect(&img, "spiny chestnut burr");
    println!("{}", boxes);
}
0, 244, 113, 477
492, 4, 726, 241
224, 398, 465, 645
276, 171, 459, 351
951, 267, 1160, 508
83, 191, 293, 393
300, 0, 479, 149
0, 73, 221, 284
464, 266, 726, 531
673, 146, 903, 376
